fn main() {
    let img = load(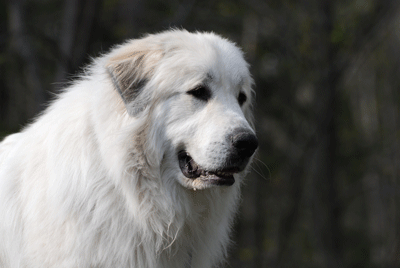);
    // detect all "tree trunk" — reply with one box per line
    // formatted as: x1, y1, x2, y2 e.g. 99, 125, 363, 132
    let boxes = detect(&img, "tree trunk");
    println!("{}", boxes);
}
7, 0, 45, 129
310, 1, 343, 267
